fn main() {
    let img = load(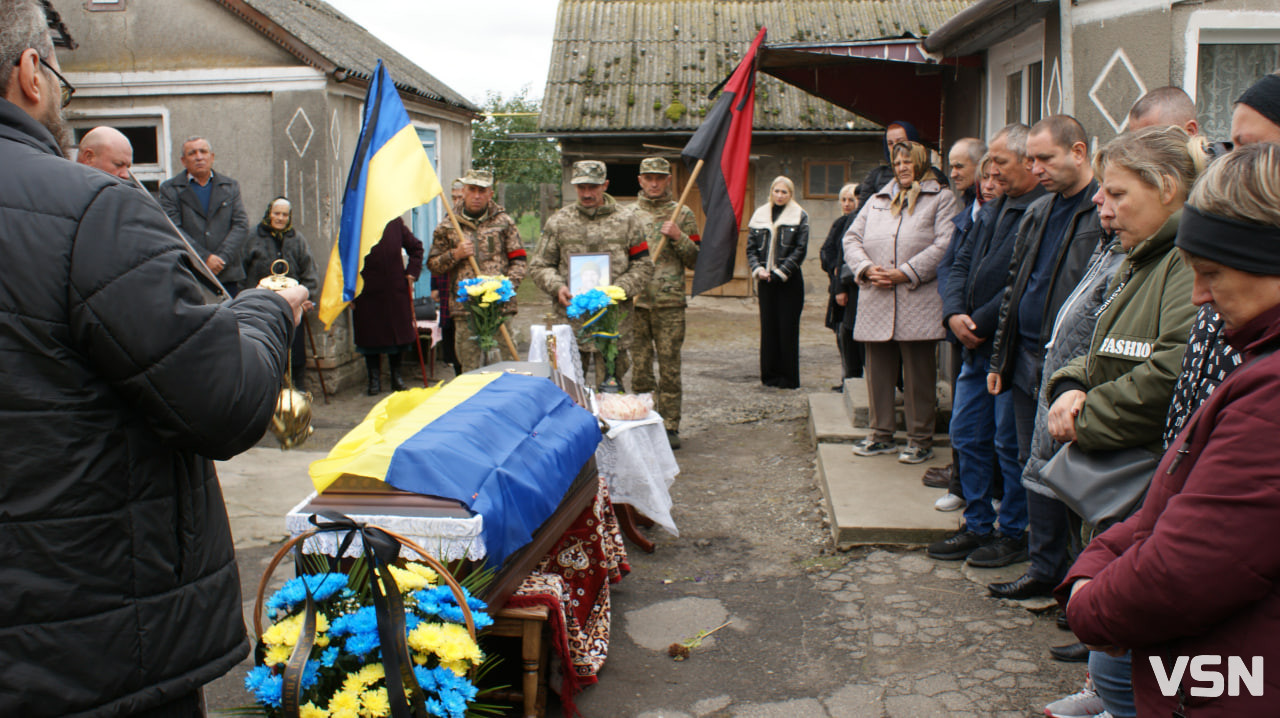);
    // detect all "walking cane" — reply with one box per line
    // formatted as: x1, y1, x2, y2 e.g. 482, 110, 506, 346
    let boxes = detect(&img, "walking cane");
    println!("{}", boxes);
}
301, 317, 331, 404
408, 277, 430, 388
